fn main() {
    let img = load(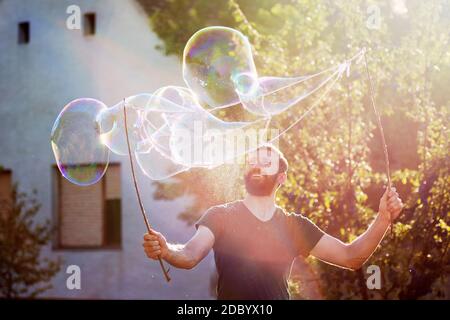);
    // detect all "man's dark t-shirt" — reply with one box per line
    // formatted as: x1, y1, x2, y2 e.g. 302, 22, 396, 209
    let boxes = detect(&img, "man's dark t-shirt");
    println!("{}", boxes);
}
195, 200, 325, 300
